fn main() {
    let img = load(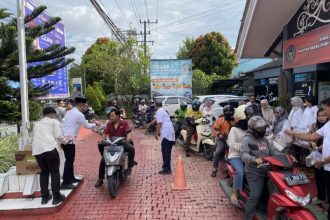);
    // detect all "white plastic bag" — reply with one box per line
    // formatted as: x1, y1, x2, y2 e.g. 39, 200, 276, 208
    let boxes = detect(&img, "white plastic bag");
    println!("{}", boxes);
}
305, 149, 322, 167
